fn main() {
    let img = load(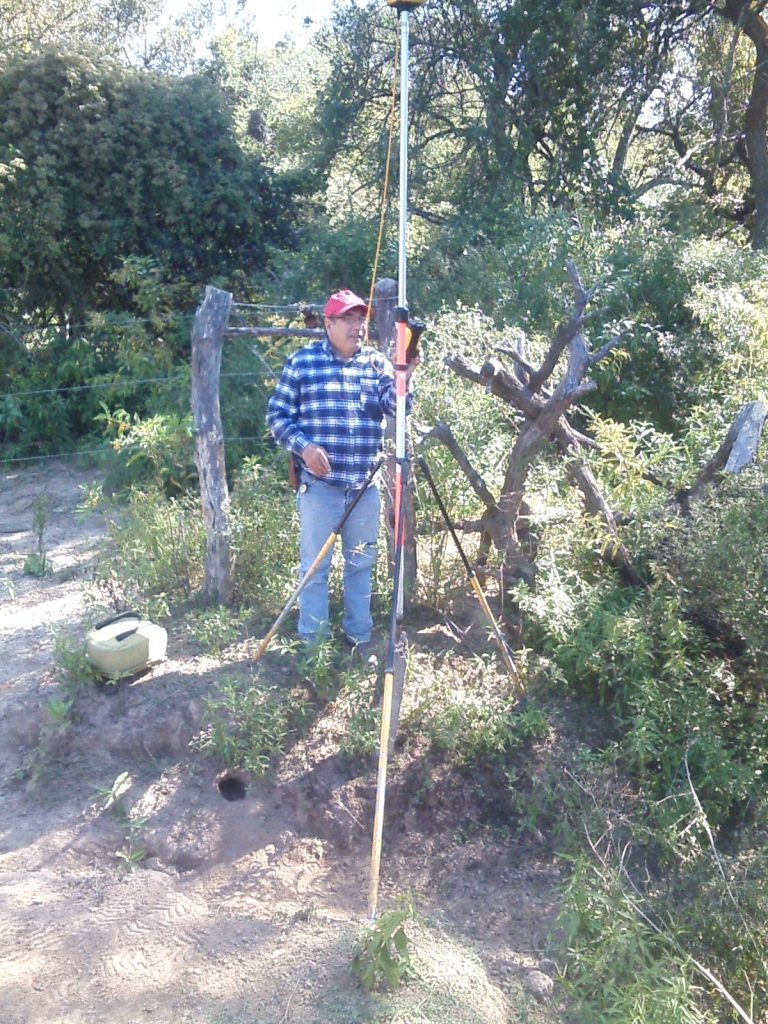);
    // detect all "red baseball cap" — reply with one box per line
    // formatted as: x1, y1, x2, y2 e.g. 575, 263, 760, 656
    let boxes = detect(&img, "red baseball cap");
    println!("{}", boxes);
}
324, 289, 371, 318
